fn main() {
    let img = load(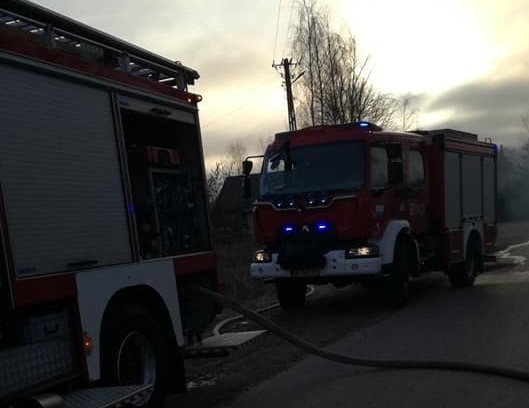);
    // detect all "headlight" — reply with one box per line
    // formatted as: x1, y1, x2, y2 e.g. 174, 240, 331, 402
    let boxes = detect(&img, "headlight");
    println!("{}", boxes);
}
254, 250, 272, 263
345, 245, 379, 259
